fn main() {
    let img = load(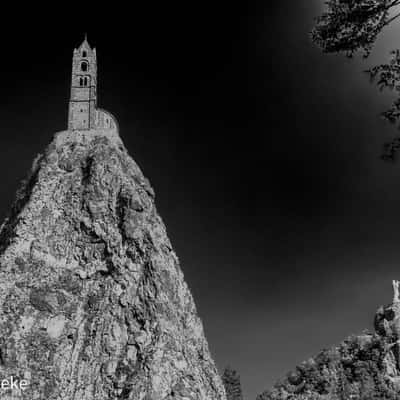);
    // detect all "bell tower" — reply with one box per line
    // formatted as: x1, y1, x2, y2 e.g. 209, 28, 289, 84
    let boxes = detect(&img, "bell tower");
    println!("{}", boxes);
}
68, 36, 97, 130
